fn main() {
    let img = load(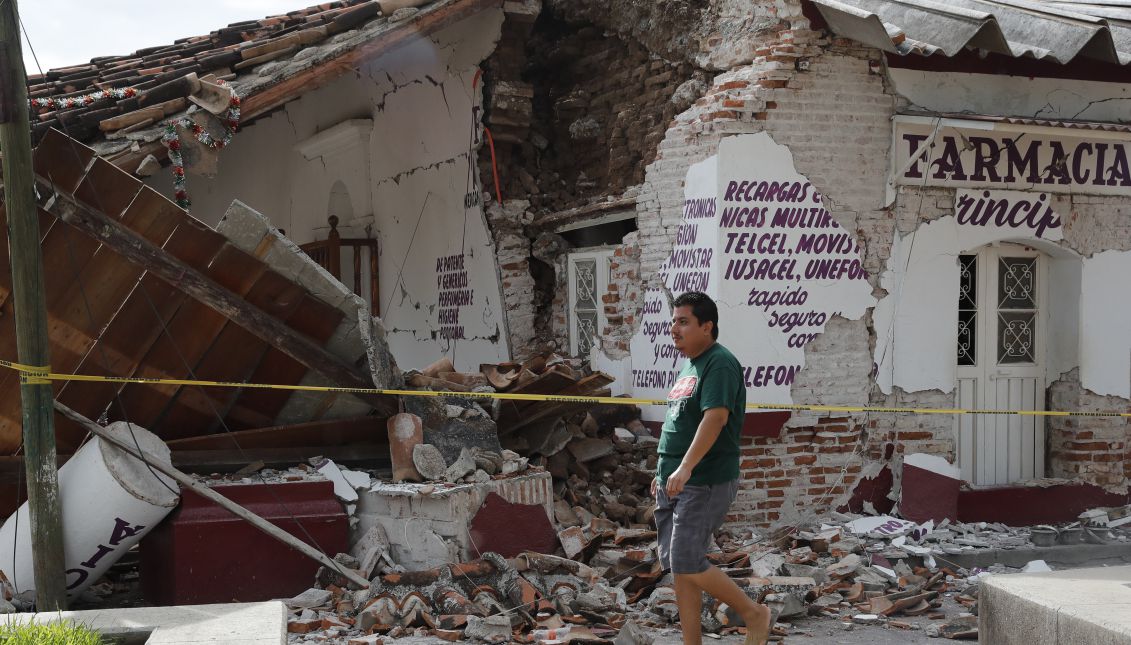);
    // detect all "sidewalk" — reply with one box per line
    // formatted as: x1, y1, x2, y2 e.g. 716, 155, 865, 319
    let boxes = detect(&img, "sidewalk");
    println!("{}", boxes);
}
980, 565, 1131, 644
